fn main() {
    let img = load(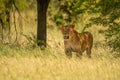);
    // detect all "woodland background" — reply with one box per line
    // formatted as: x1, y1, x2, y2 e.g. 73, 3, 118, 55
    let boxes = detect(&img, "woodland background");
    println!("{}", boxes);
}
0, 0, 120, 80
